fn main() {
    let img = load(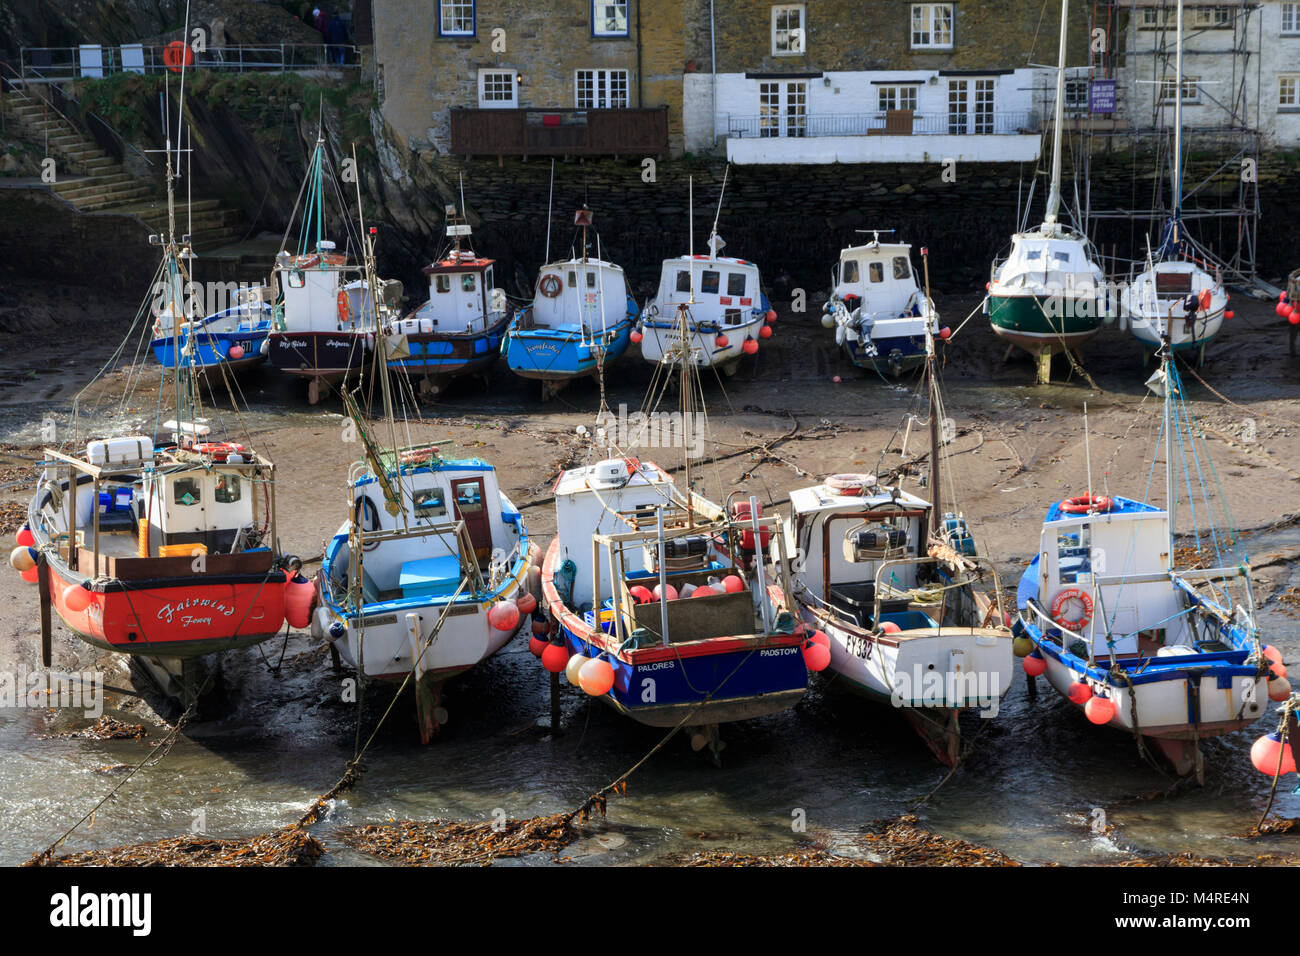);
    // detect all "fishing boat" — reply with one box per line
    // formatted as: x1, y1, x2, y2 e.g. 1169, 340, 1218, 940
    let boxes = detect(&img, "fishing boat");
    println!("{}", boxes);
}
823, 231, 940, 377
789, 250, 1013, 765
503, 208, 637, 401
986, 0, 1108, 385
151, 286, 274, 377
12, 63, 291, 708
386, 204, 509, 399
1013, 330, 1273, 780
265, 135, 395, 404
538, 279, 811, 762
1119, 0, 1227, 366
635, 175, 776, 375
310, 227, 536, 743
